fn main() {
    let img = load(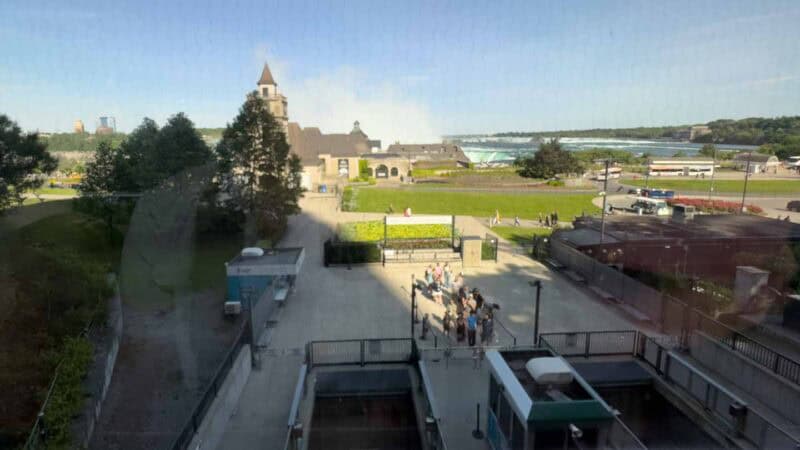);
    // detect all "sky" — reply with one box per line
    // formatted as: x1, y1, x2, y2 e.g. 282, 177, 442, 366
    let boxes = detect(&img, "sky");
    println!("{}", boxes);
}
1, 0, 799, 144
